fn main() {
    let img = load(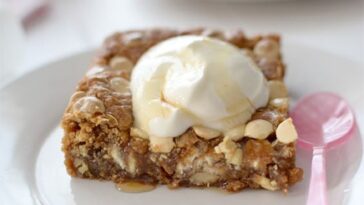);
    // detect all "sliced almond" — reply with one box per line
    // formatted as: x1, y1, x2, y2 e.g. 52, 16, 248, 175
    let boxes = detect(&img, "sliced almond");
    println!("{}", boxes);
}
149, 136, 175, 153
193, 126, 221, 140
224, 124, 245, 141
109, 56, 134, 72
72, 96, 105, 116
244, 119, 273, 140
276, 118, 298, 144
110, 145, 126, 169
86, 66, 105, 77
127, 153, 137, 175
110, 77, 130, 93
268, 80, 288, 99
253, 39, 280, 60
69, 91, 86, 103
66, 91, 86, 112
